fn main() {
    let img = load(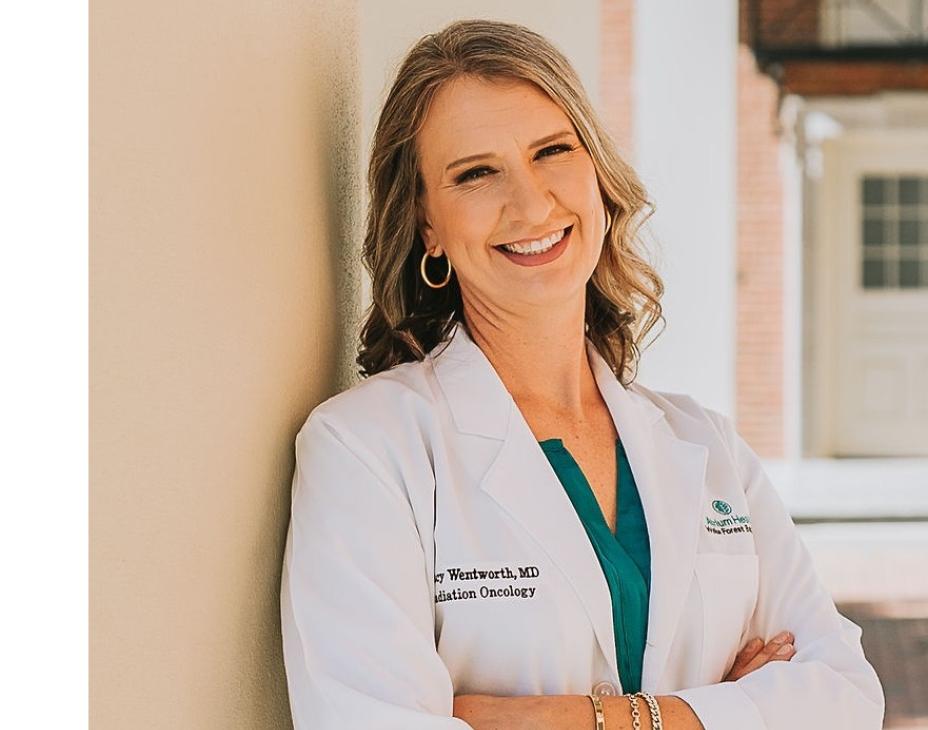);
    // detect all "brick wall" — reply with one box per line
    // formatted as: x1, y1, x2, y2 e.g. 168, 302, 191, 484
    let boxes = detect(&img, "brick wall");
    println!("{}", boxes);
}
600, 0, 635, 162
736, 43, 785, 457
